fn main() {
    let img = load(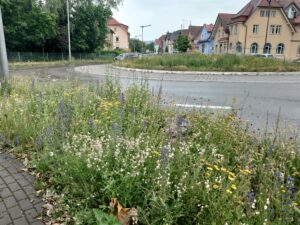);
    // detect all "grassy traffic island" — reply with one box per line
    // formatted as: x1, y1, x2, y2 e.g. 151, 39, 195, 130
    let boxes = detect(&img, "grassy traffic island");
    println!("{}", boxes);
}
0, 78, 299, 224
115, 54, 300, 72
